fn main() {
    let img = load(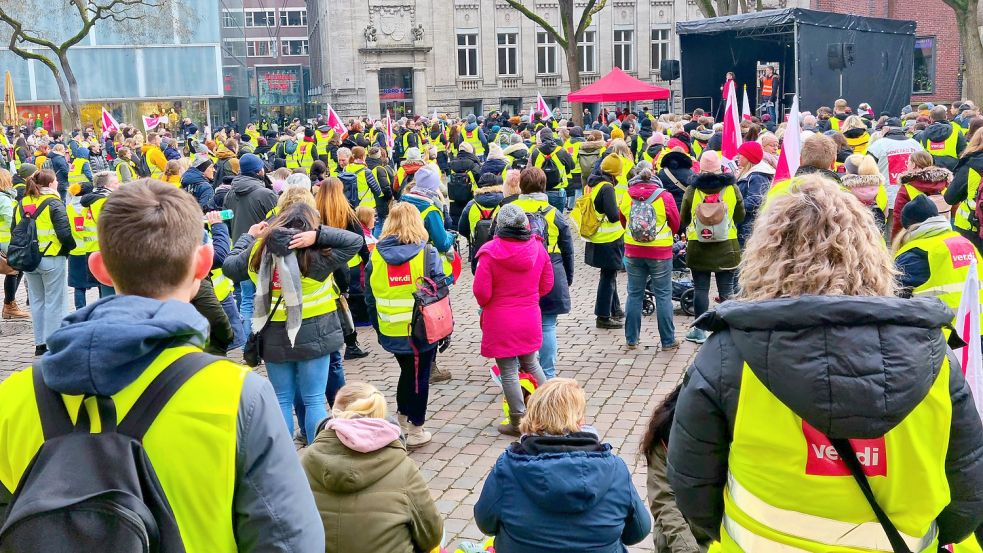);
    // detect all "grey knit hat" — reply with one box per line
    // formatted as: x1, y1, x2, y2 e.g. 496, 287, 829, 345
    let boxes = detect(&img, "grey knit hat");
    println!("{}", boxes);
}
496, 203, 528, 232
